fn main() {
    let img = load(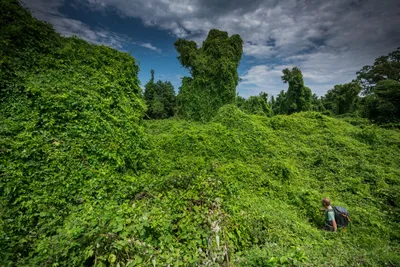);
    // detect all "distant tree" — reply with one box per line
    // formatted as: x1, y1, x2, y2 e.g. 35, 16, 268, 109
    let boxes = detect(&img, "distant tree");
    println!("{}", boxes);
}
144, 69, 156, 102
311, 94, 325, 112
363, 79, 400, 123
237, 92, 272, 116
281, 67, 312, 114
174, 29, 243, 121
144, 69, 156, 118
357, 47, 400, 95
155, 80, 175, 118
236, 95, 247, 110
143, 70, 176, 119
322, 81, 361, 115
355, 48, 400, 123
273, 90, 287, 114
269, 95, 276, 109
